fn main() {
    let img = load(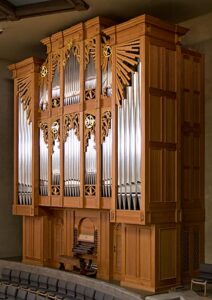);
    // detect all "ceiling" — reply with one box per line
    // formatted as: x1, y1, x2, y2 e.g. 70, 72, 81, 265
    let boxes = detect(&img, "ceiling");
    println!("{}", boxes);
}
1, 0, 212, 62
